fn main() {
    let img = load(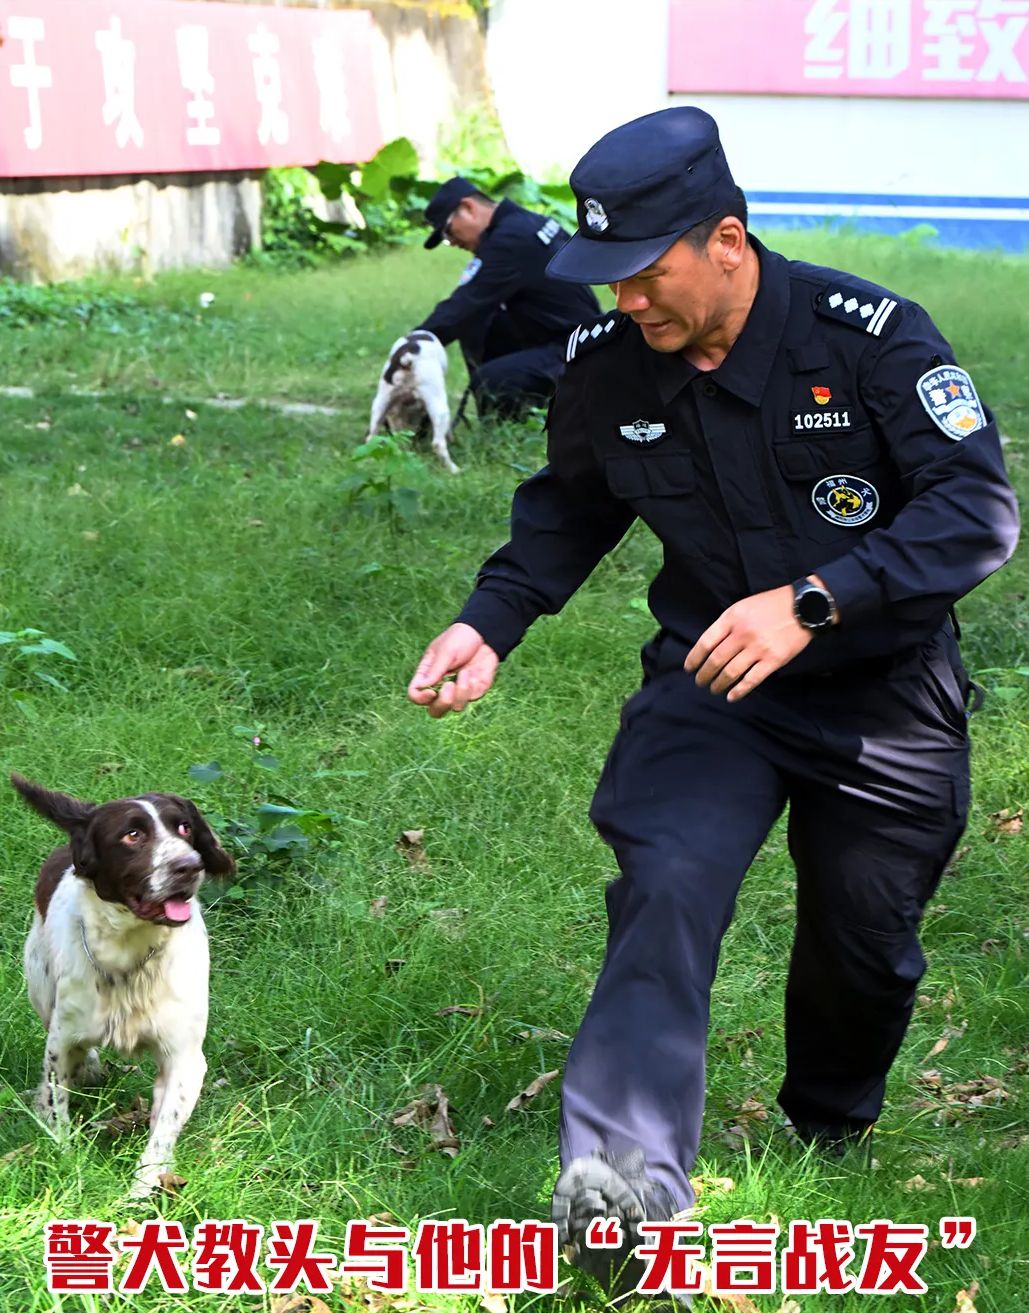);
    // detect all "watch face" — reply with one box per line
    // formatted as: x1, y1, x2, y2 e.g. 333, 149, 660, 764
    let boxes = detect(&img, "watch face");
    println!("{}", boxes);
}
797, 587, 832, 627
